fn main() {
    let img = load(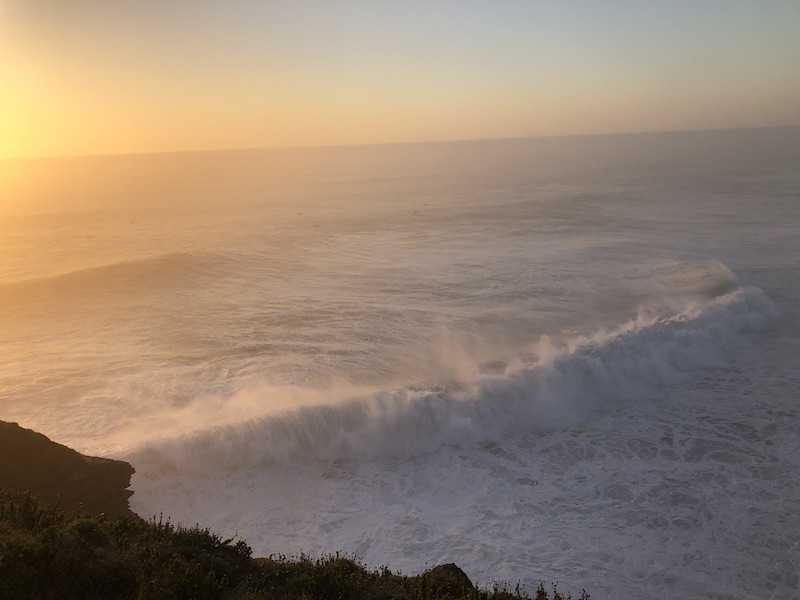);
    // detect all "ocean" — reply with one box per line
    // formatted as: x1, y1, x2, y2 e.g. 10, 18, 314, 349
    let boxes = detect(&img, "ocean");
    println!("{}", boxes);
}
1, 127, 798, 599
